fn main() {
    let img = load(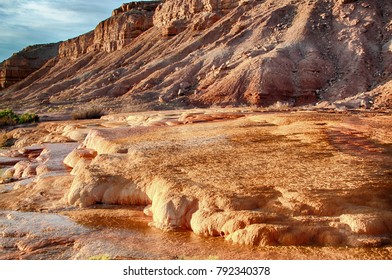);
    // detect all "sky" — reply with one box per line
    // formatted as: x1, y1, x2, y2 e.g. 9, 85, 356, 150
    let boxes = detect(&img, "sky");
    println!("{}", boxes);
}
0, 0, 128, 62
